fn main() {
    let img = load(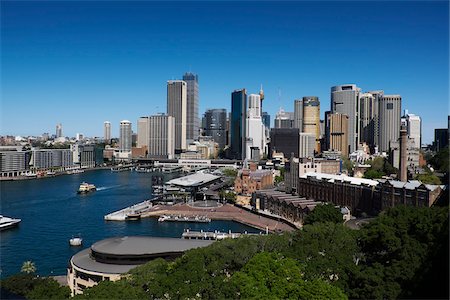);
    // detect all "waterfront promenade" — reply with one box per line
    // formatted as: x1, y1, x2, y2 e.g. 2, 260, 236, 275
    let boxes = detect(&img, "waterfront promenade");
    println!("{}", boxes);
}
142, 203, 296, 232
